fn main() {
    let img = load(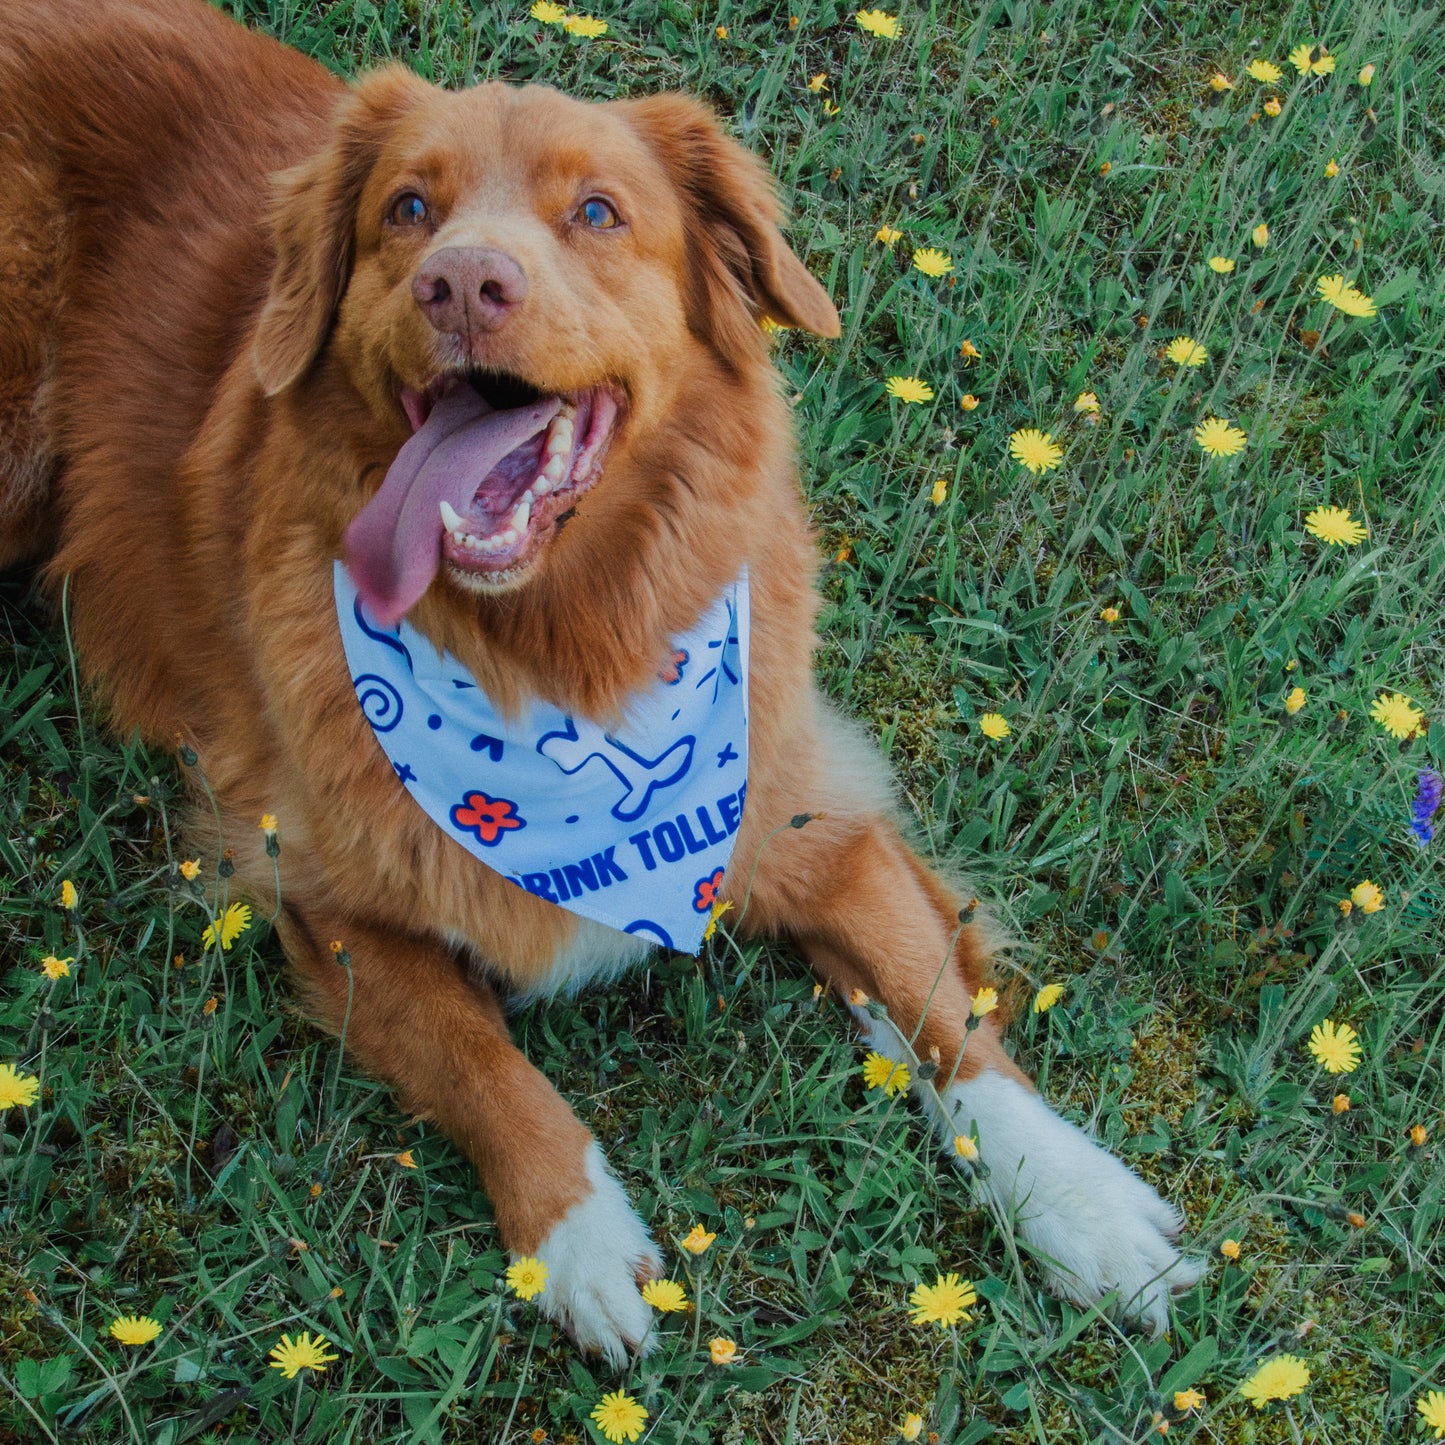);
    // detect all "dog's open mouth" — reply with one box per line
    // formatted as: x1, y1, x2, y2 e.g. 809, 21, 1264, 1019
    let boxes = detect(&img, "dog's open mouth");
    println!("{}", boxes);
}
343, 370, 621, 626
